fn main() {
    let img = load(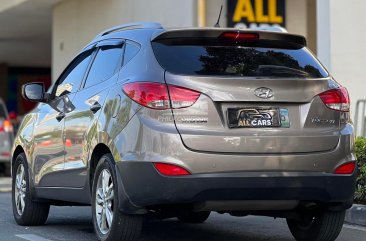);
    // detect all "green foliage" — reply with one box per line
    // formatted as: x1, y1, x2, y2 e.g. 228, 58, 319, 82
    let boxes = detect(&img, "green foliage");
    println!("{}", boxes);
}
355, 137, 366, 204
